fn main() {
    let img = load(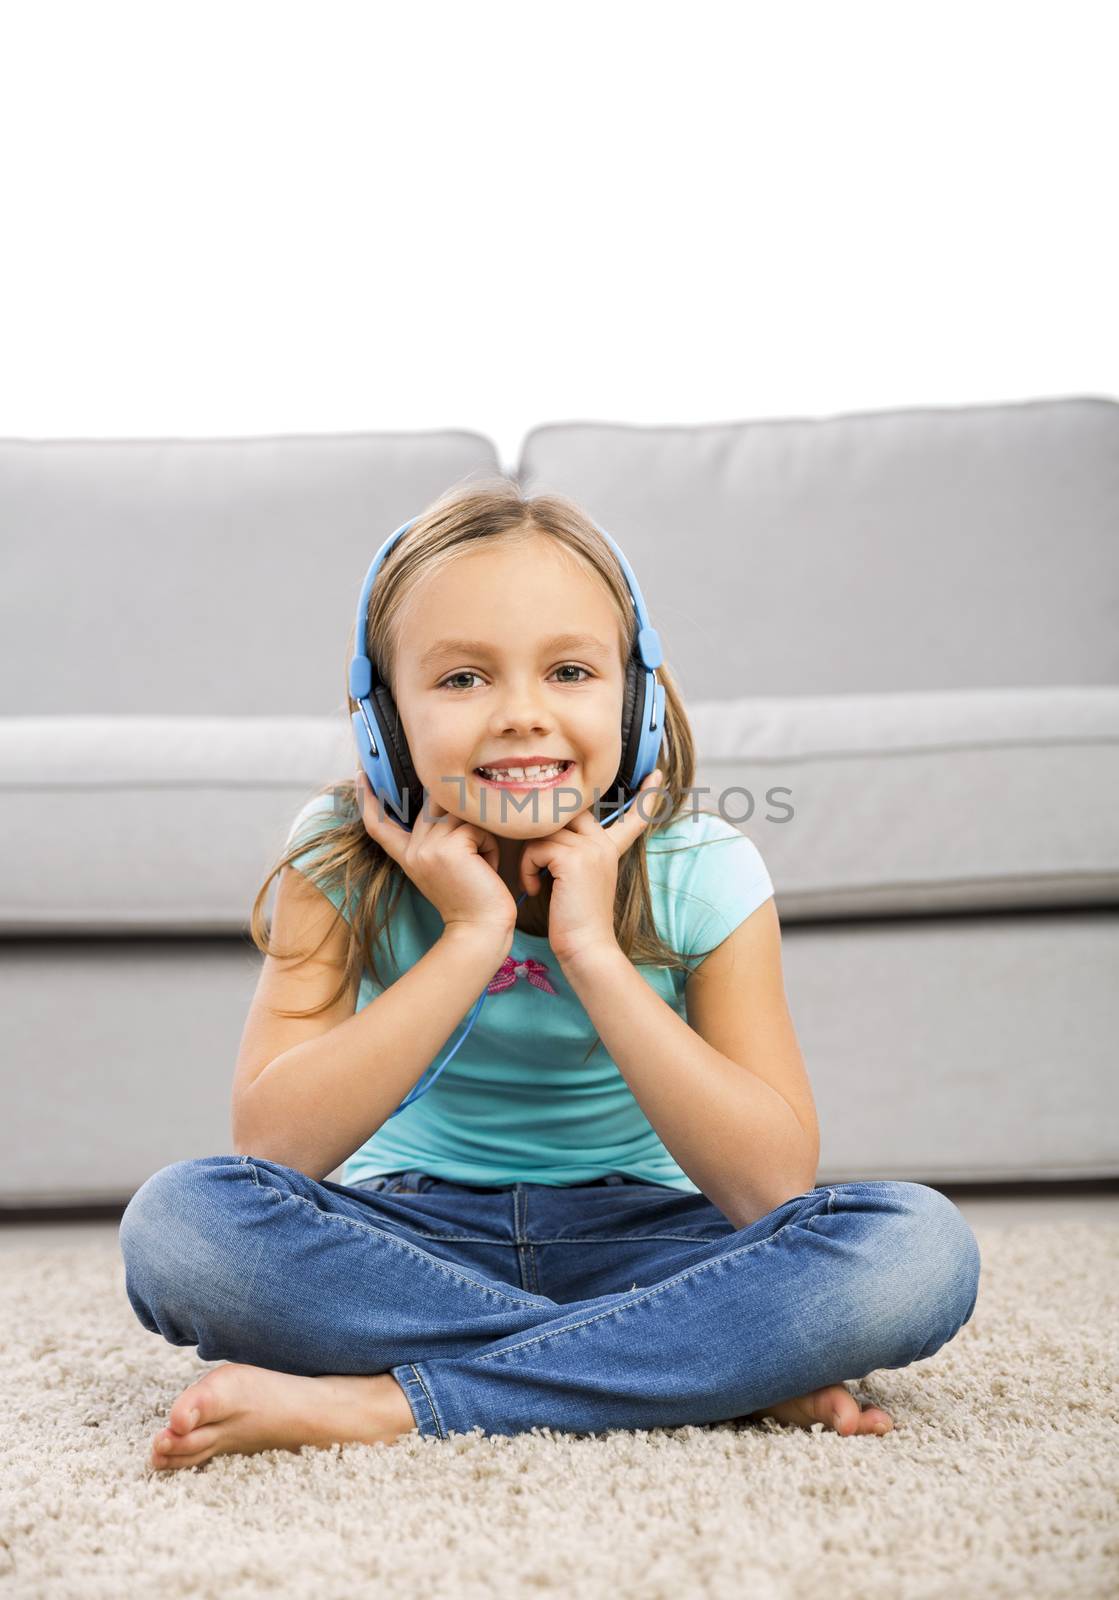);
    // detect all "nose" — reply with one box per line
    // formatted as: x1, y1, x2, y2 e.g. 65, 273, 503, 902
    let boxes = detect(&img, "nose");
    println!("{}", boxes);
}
488, 679, 556, 736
